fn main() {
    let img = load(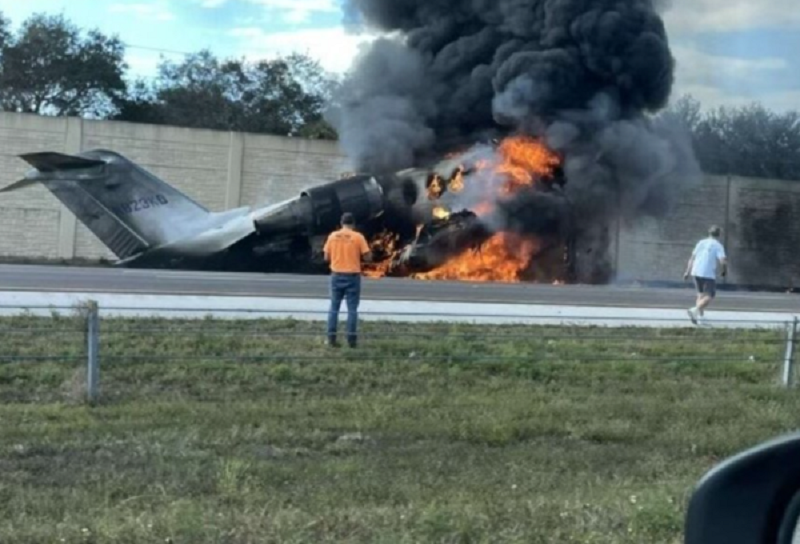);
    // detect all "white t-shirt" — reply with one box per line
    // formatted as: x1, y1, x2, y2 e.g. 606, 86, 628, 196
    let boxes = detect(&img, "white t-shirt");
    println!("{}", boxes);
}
691, 238, 727, 279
